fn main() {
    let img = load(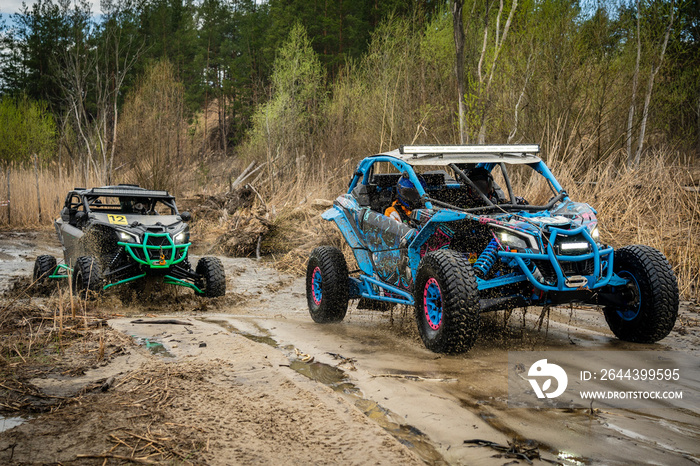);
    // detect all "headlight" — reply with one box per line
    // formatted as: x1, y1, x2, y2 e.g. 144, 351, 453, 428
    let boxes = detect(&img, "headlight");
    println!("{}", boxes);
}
118, 231, 139, 243
496, 229, 538, 252
590, 226, 600, 241
174, 231, 190, 244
